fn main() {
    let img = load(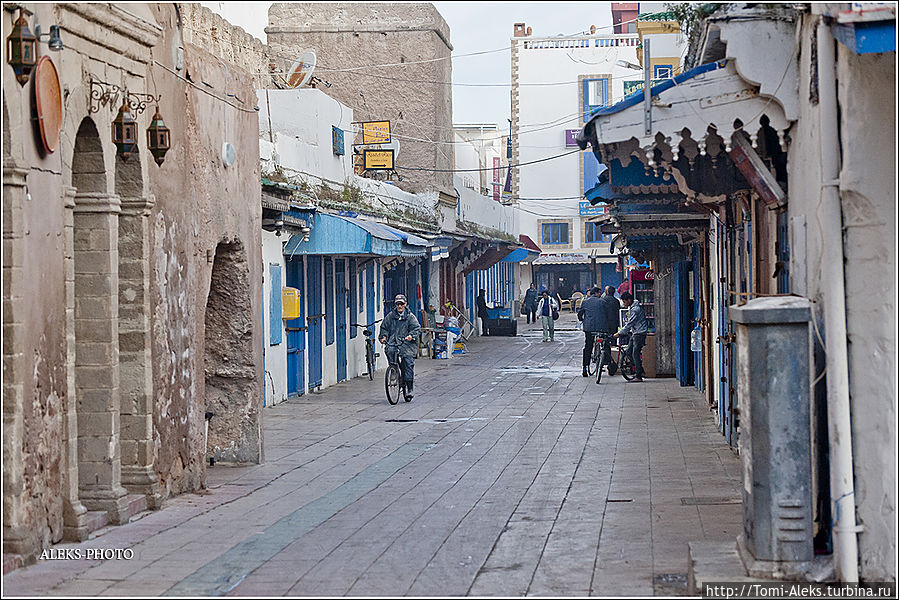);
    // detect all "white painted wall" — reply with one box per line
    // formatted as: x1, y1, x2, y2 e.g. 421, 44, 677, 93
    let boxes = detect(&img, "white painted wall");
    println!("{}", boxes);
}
455, 175, 517, 237
262, 230, 289, 406
258, 88, 354, 184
